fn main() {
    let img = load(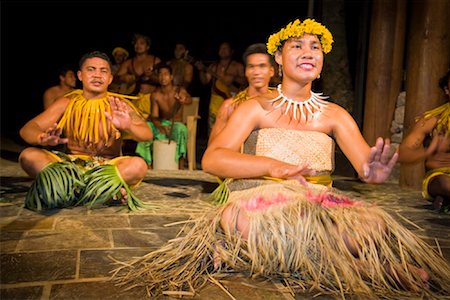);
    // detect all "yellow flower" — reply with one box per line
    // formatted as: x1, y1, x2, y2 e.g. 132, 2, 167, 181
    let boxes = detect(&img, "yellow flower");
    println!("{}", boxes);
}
267, 18, 334, 55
